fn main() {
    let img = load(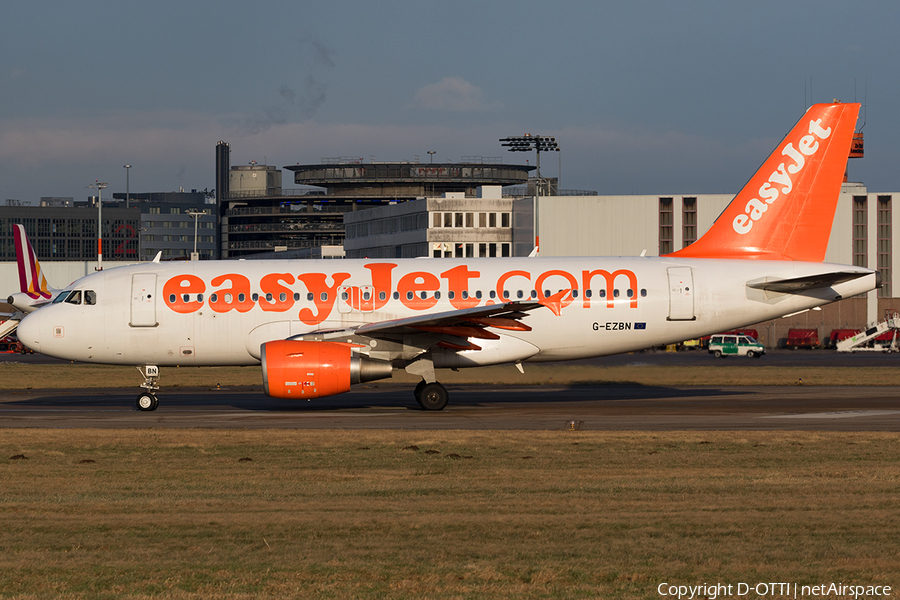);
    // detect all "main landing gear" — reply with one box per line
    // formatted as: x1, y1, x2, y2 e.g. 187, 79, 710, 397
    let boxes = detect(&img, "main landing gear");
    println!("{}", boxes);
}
135, 365, 160, 411
414, 379, 449, 411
